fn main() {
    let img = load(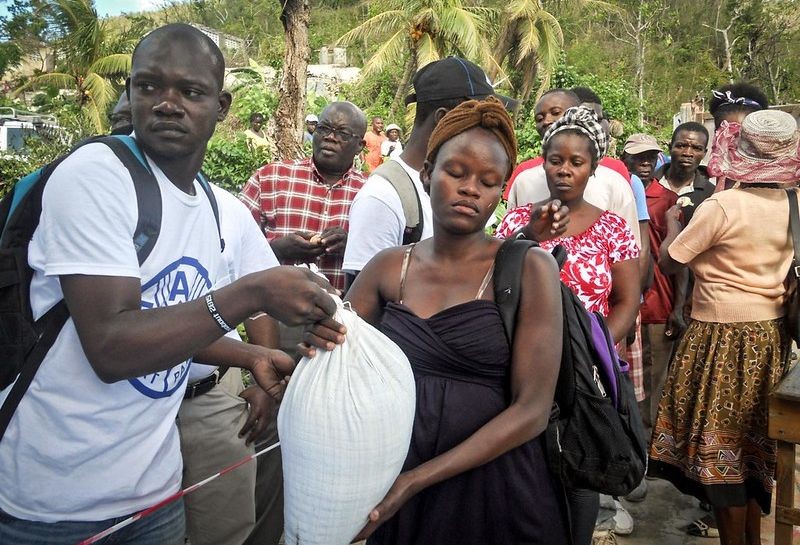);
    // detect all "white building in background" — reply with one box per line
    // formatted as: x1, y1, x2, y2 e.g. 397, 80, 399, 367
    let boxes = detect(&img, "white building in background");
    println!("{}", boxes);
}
190, 24, 246, 60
